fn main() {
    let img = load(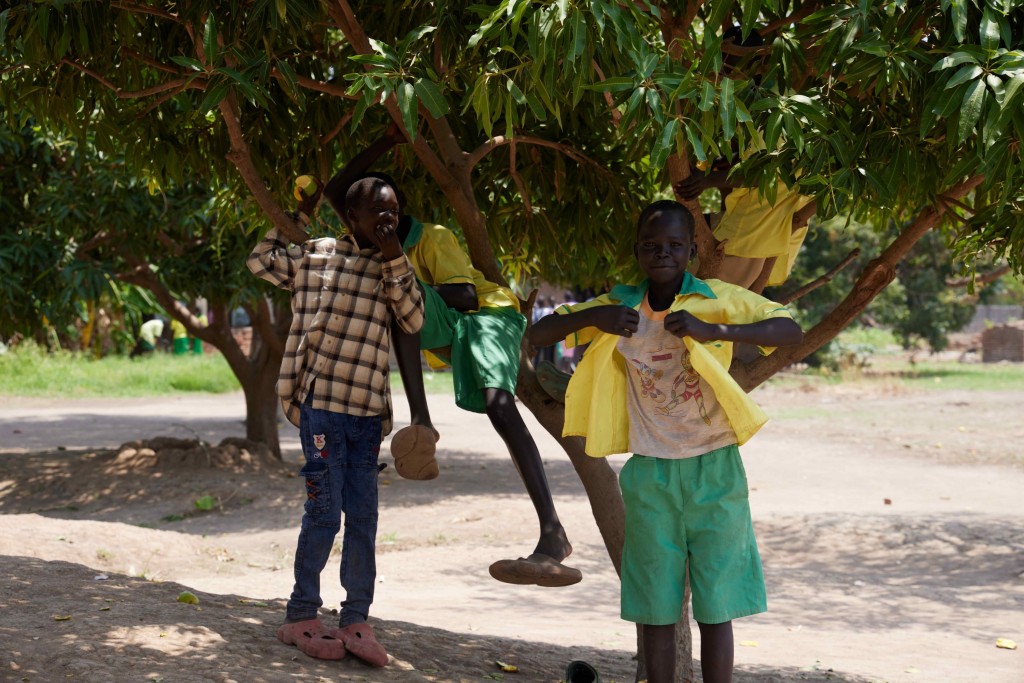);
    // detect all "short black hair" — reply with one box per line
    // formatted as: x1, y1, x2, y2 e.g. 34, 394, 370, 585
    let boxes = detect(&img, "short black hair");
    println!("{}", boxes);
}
636, 200, 695, 239
359, 171, 407, 213
345, 177, 394, 212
